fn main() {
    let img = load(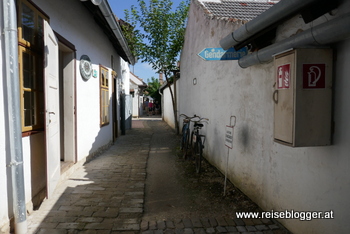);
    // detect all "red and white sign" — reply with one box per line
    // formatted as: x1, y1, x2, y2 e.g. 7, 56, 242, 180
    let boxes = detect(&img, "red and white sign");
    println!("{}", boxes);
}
303, 64, 326, 89
277, 64, 290, 89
